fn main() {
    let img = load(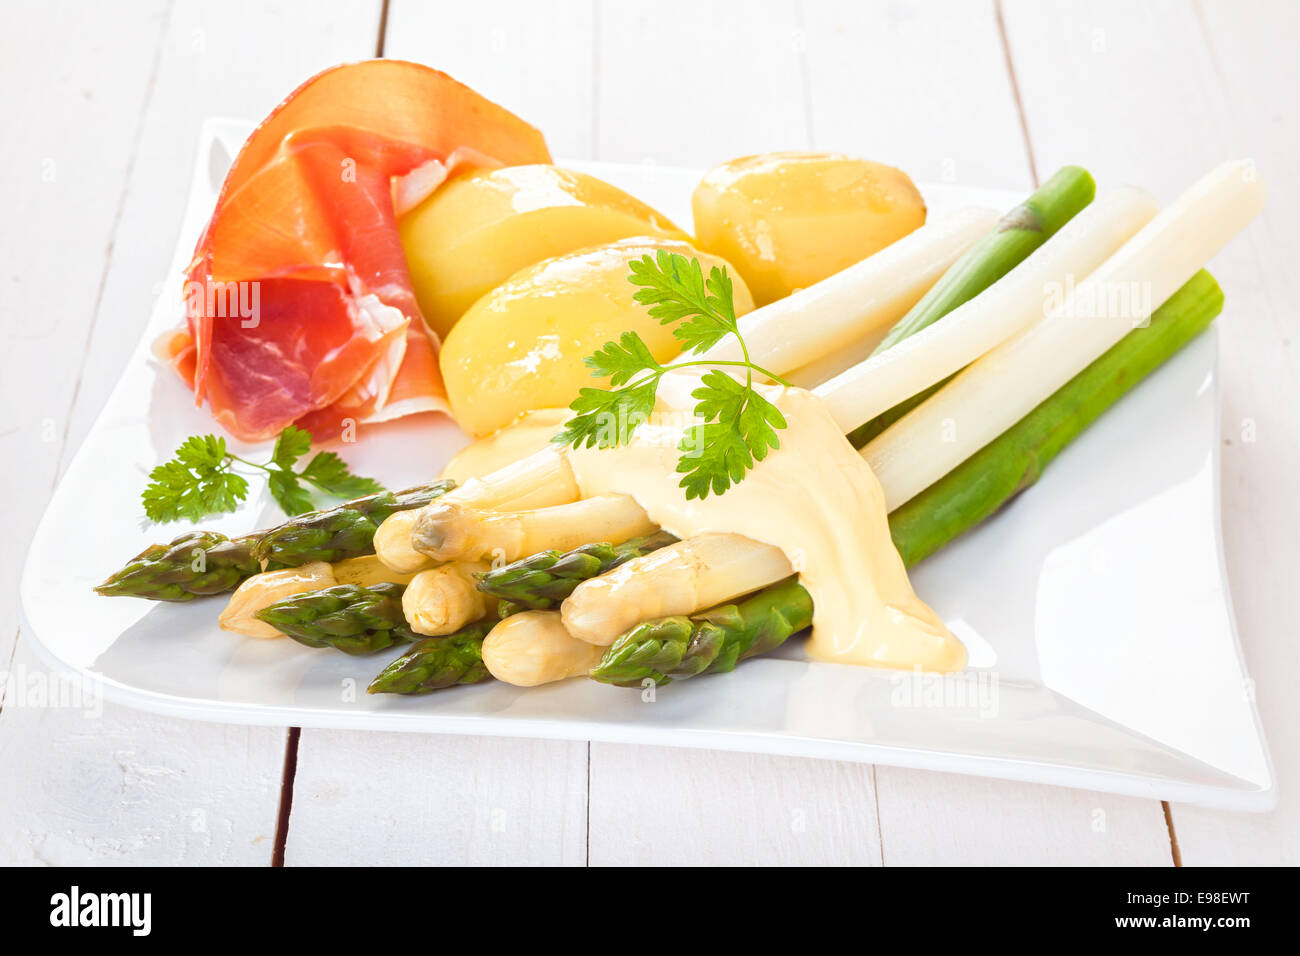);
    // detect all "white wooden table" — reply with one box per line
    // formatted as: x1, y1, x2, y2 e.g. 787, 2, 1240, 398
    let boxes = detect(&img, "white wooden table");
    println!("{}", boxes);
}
2, 0, 1295, 866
